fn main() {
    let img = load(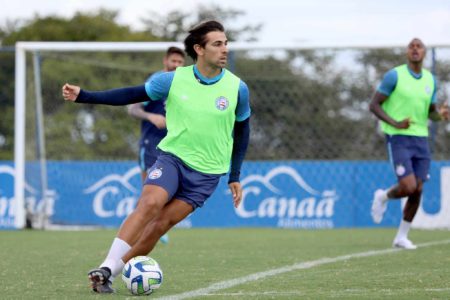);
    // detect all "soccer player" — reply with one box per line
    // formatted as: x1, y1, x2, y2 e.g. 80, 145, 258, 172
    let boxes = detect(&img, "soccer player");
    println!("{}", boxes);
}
128, 46, 185, 244
62, 20, 250, 293
369, 38, 449, 249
